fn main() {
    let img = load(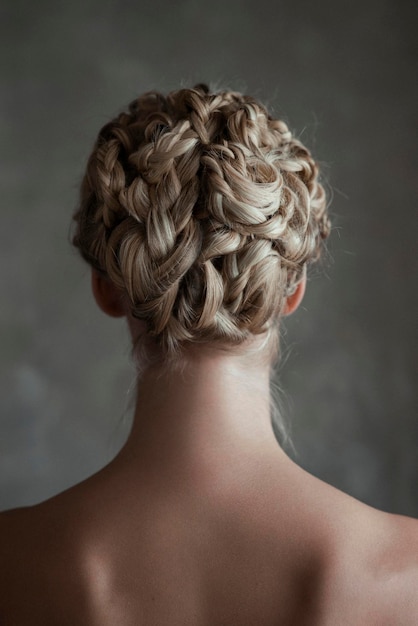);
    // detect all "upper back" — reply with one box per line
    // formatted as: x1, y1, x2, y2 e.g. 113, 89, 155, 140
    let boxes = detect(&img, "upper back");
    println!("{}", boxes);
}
1, 472, 418, 625
0, 492, 318, 624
